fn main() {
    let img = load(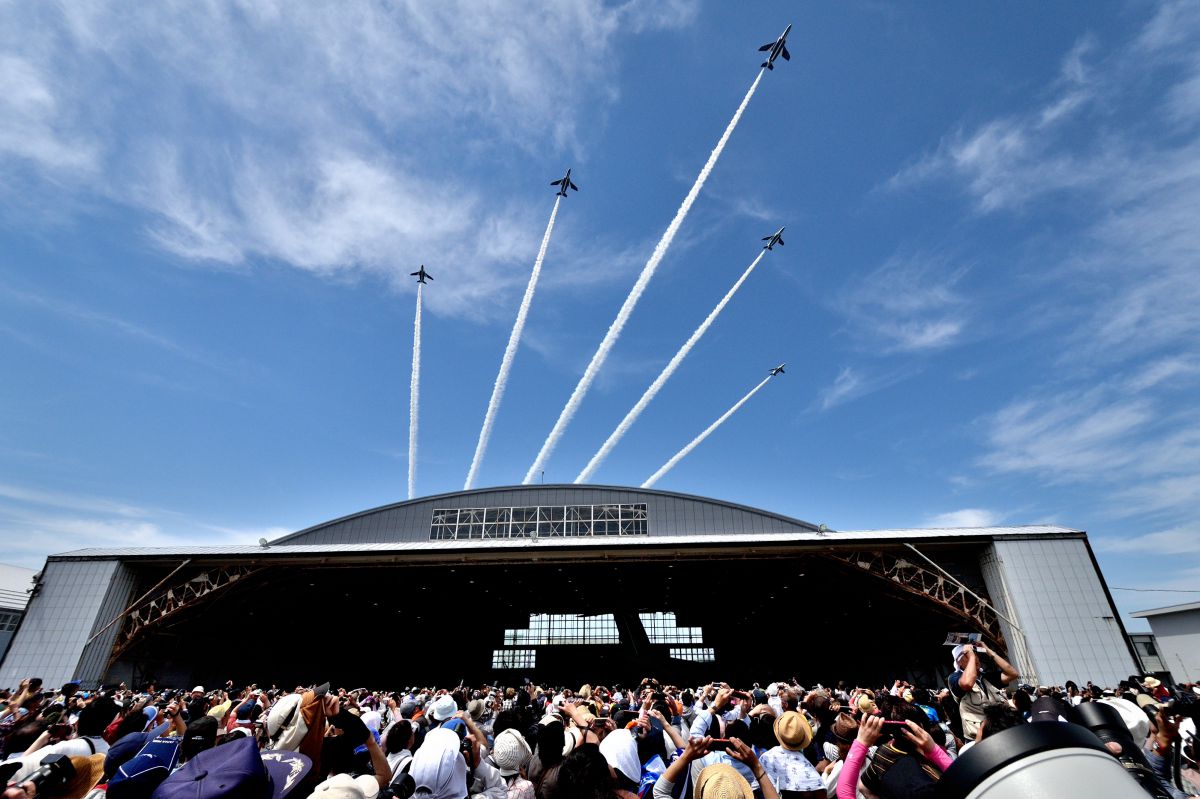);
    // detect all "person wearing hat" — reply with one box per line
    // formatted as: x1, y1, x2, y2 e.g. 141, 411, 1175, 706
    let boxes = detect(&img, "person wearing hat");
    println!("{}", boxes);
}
758, 712, 824, 795
493, 728, 534, 799
652, 735, 780, 799
947, 640, 1018, 739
